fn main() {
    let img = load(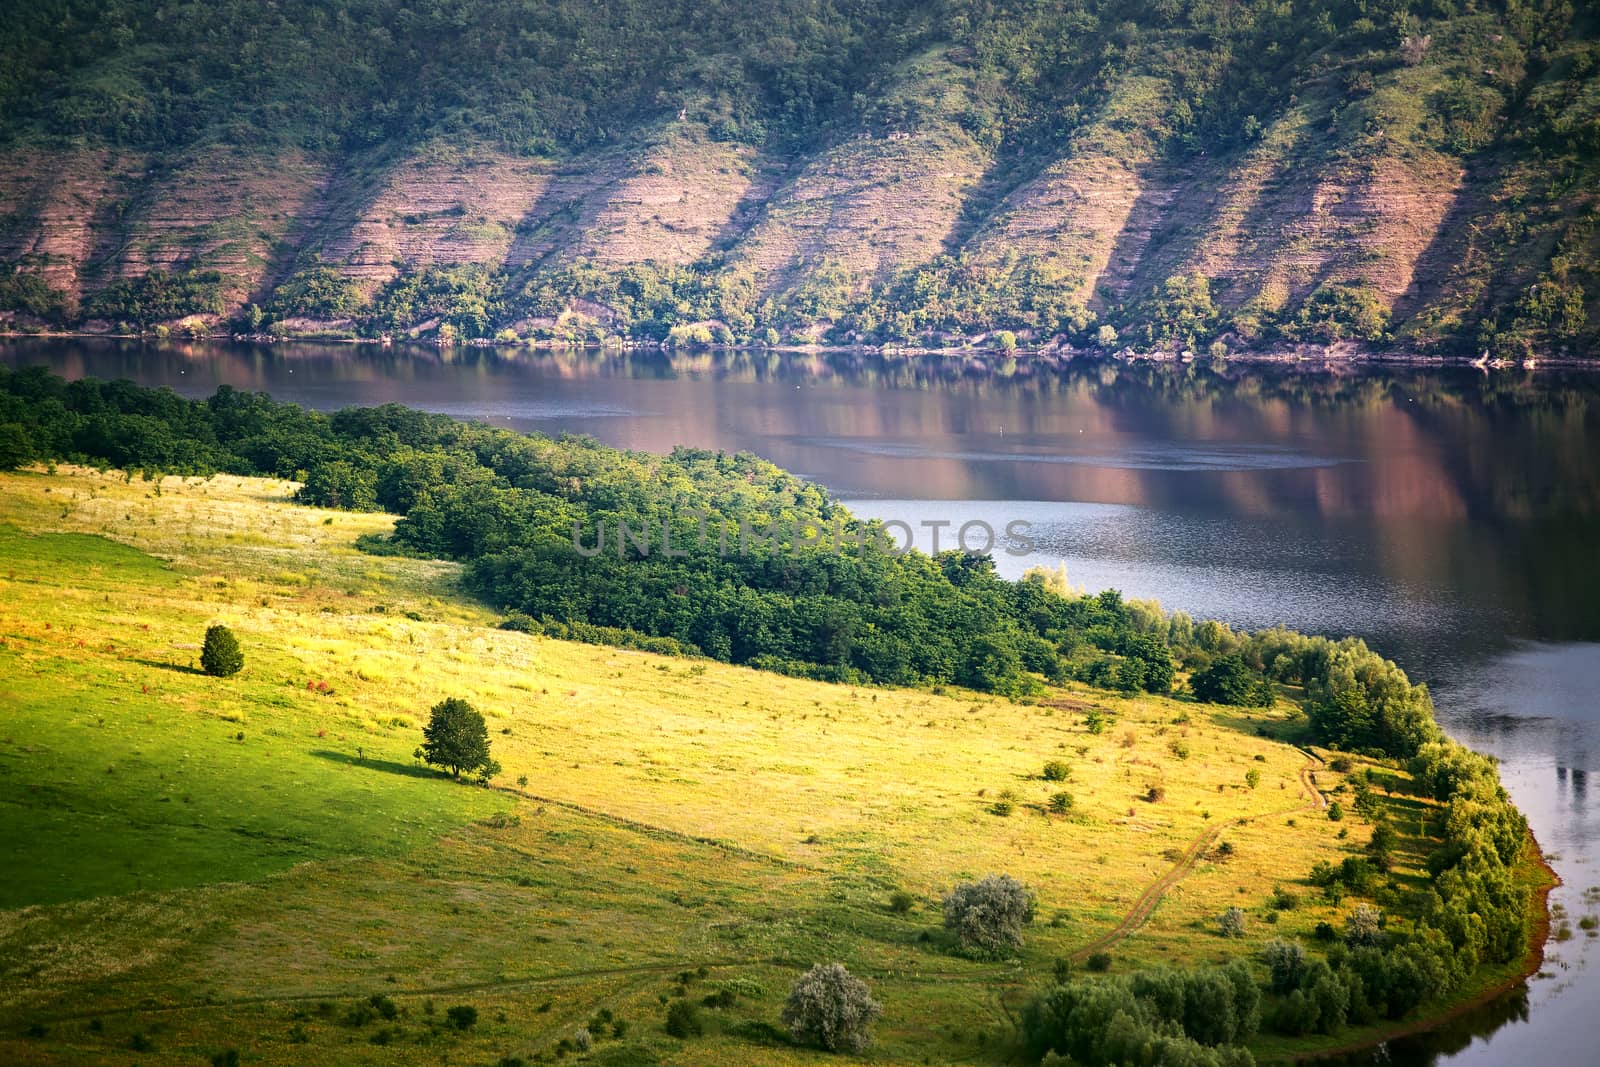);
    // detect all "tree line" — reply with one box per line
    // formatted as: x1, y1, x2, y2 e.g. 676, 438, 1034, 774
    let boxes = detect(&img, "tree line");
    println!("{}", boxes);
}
0, 367, 1448, 718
